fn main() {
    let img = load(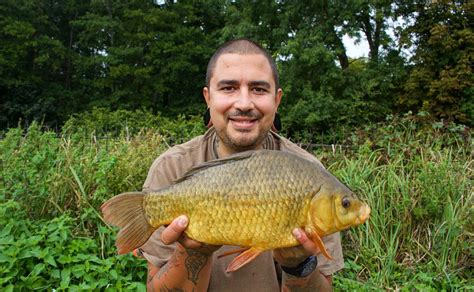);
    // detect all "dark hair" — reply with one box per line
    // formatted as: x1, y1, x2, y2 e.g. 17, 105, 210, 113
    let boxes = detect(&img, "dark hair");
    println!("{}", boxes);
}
205, 39, 280, 91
